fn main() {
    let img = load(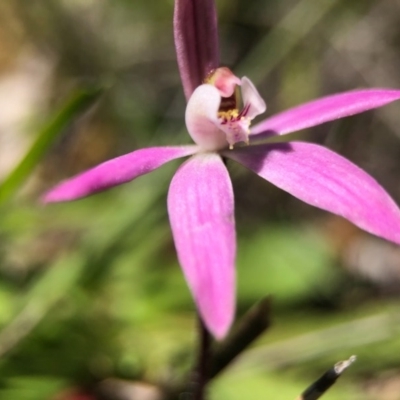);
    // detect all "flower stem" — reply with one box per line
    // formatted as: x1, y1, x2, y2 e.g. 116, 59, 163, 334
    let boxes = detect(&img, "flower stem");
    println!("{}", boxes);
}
192, 316, 211, 400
